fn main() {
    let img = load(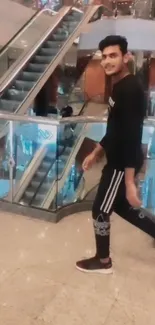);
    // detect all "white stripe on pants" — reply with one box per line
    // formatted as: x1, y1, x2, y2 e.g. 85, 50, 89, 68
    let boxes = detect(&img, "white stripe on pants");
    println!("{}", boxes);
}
100, 170, 124, 214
